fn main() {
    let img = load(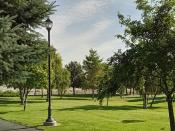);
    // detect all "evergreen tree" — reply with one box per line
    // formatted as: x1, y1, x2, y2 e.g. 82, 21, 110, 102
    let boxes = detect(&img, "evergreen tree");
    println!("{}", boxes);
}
83, 49, 103, 99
